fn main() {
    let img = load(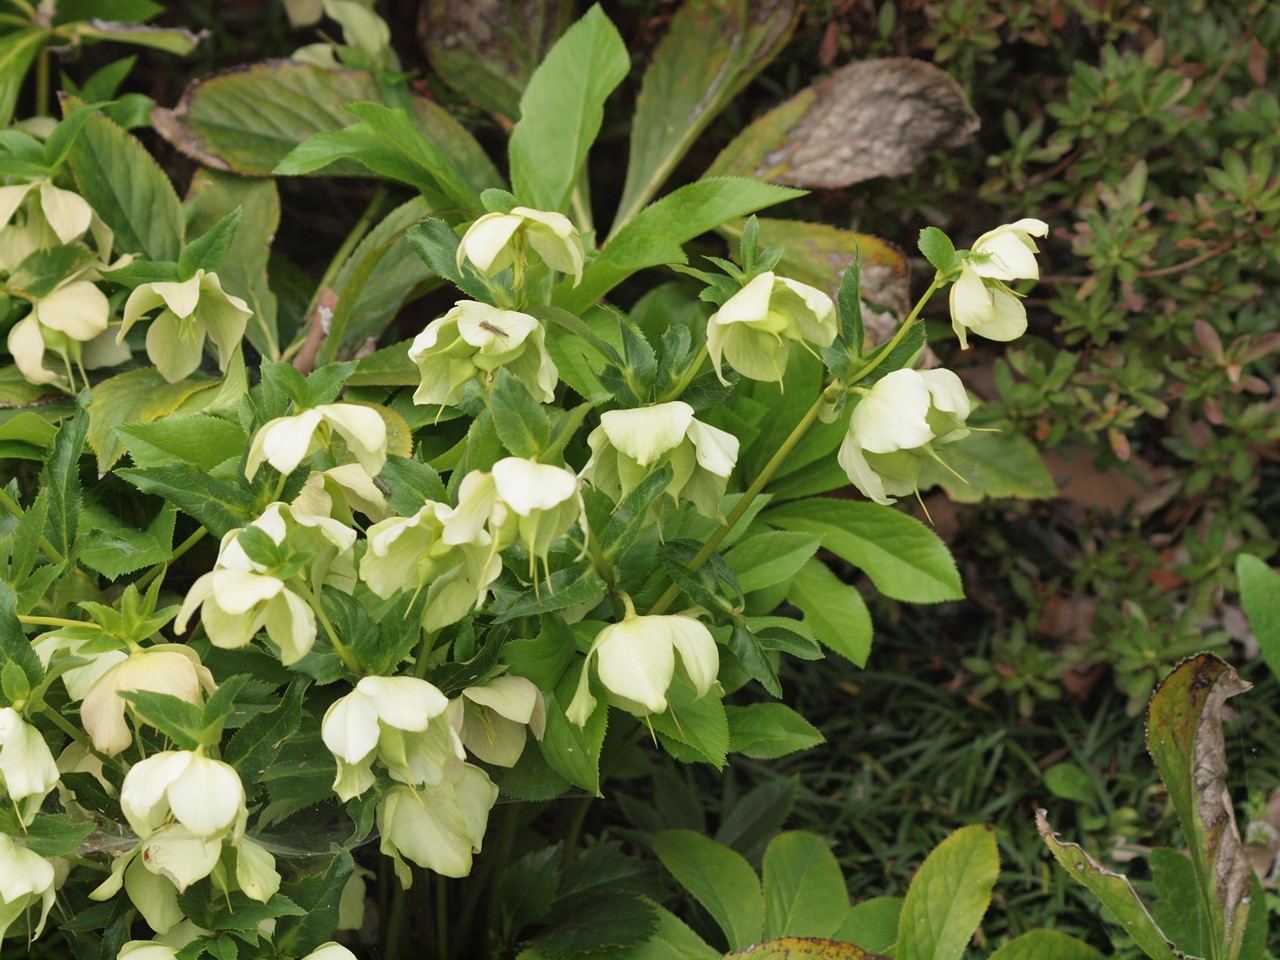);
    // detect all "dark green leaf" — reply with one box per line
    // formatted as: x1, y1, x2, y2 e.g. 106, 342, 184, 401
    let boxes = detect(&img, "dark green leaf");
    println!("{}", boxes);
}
178, 207, 242, 279
40, 402, 88, 562
0, 29, 47, 129
492, 568, 607, 623
654, 829, 763, 951
116, 465, 253, 537
727, 619, 781, 697
601, 464, 673, 563
505, 613, 576, 690
727, 703, 824, 760
917, 226, 957, 274
76, 503, 176, 580
406, 218, 493, 302
118, 689, 205, 749
272, 849, 355, 958
540, 688, 607, 795
491, 369, 551, 458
